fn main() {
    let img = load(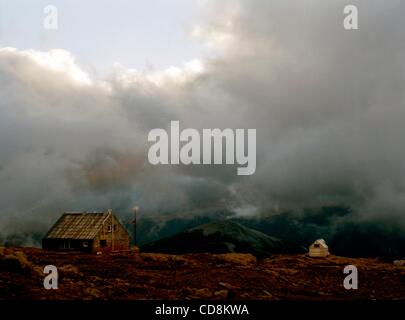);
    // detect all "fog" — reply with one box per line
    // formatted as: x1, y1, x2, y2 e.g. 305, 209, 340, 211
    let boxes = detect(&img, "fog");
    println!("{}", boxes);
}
1, 0, 405, 243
